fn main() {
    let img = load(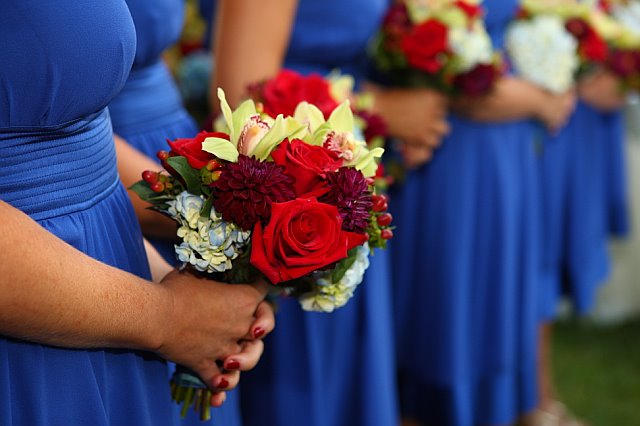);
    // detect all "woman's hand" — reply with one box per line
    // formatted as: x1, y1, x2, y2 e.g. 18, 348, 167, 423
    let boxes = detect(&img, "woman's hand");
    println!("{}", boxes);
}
452, 77, 576, 133
369, 86, 450, 155
155, 270, 275, 401
534, 89, 576, 133
397, 142, 436, 169
578, 69, 626, 112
